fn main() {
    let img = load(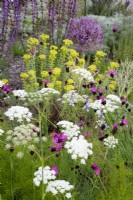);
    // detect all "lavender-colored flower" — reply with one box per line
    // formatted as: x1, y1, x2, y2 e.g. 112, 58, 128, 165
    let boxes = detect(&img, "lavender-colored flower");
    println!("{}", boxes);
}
69, 92, 76, 106
83, 98, 90, 112
121, 97, 127, 105
66, 17, 104, 52
52, 133, 67, 144
120, 119, 128, 126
